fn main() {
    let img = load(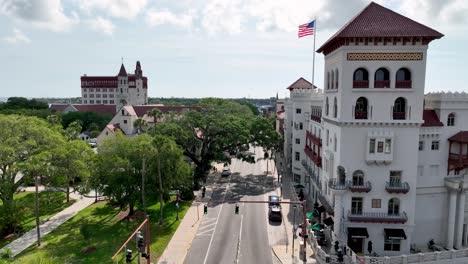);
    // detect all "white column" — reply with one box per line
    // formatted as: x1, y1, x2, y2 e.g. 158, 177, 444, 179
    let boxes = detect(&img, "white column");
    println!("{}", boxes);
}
456, 190, 466, 249
333, 192, 344, 240
447, 189, 457, 249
